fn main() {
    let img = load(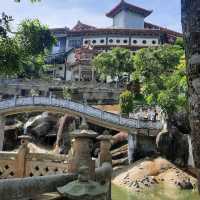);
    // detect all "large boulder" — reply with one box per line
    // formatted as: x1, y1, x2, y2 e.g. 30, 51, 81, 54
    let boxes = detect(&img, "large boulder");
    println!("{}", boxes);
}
24, 112, 58, 142
156, 125, 189, 167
